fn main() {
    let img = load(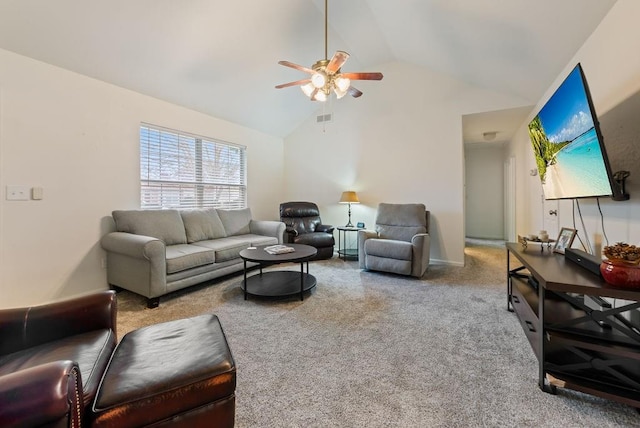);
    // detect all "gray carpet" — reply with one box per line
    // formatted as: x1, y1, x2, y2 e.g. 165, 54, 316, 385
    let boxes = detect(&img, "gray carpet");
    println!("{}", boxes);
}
117, 241, 640, 427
